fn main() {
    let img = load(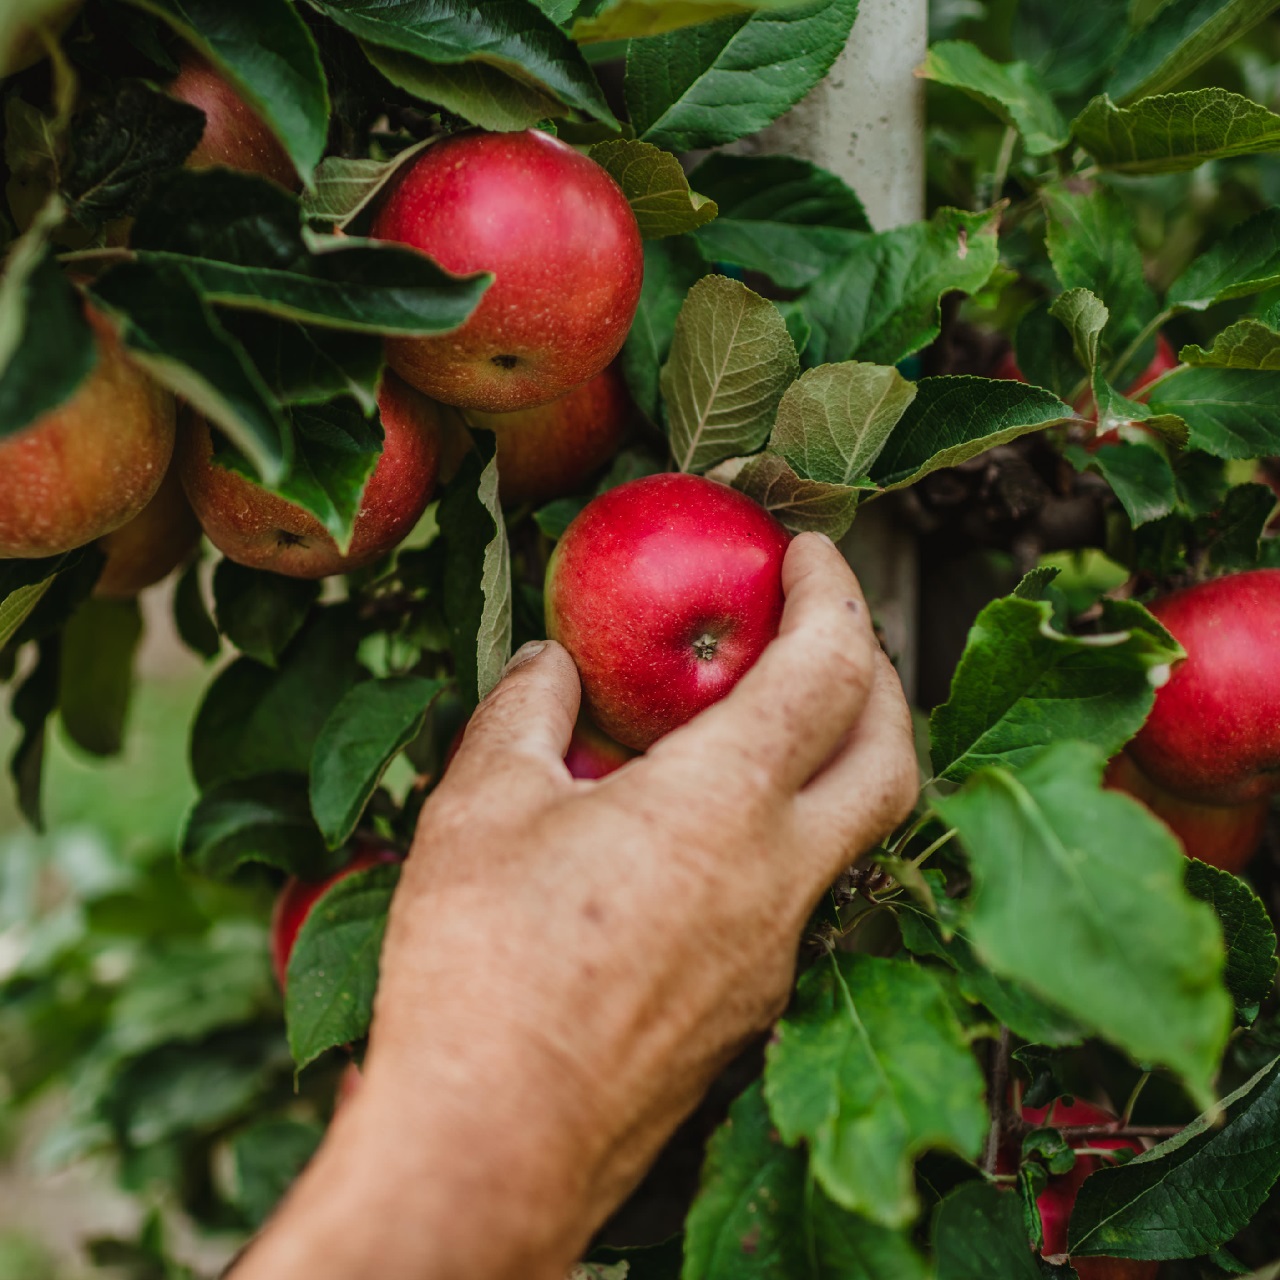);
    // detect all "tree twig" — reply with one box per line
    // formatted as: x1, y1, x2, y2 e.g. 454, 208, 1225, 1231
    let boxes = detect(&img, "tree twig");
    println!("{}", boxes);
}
982, 1028, 1013, 1173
